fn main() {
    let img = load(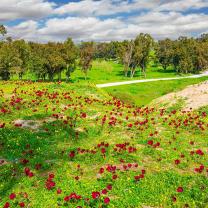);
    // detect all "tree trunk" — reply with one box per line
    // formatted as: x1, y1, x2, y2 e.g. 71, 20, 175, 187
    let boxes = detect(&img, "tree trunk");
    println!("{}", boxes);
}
2, 71, 10, 80
19, 73, 23, 80
124, 65, 129, 77
49, 73, 54, 82
66, 72, 71, 82
130, 68, 136, 78
84, 69, 87, 80
58, 70, 61, 81
163, 65, 167, 70
66, 65, 71, 82
142, 62, 146, 78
